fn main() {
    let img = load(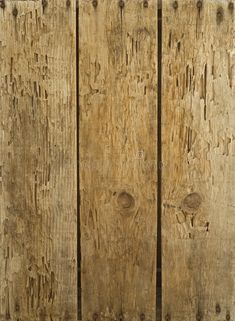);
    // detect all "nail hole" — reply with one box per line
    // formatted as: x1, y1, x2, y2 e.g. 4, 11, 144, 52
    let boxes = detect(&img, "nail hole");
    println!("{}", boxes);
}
143, 0, 148, 8
165, 314, 171, 321
215, 303, 221, 314
228, 2, 234, 12
92, 0, 98, 8
12, 6, 18, 17
216, 7, 224, 24
196, 0, 203, 10
119, 0, 125, 9
172, 1, 178, 10
140, 314, 145, 321
42, 0, 48, 10
0, 0, 5, 9
93, 313, 98, 321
